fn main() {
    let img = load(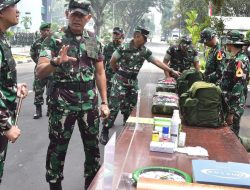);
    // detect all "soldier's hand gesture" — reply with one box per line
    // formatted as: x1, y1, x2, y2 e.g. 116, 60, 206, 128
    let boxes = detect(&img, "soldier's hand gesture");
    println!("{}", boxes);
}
52, 45, 77, 66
